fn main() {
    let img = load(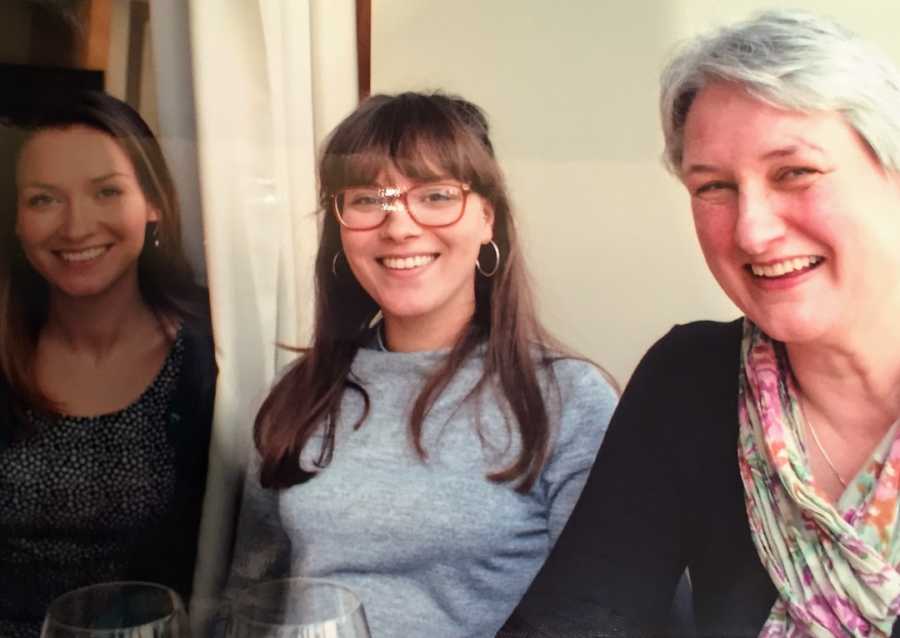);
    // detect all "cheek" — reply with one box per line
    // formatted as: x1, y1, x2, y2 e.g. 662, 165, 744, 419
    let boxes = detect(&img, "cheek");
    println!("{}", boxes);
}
15, 213, 52, 247
692, 207, 734, 261
794, 187, 836, 227
125, 214, 151, 242
447, 216, 491, 257
337, 231, 375, 282
339, 230, 362, 262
